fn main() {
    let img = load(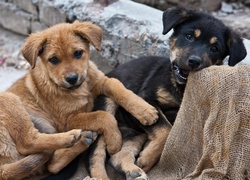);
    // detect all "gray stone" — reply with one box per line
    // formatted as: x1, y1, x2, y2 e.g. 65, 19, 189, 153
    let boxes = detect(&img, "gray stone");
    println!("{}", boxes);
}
132, 0, 222, 12
0, 2, 32, 35
221, 1, 234, 13
31, 21, 48, 33
13, 0, 38, 15
213, 4, 250, 39
39, 0, 67, 27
